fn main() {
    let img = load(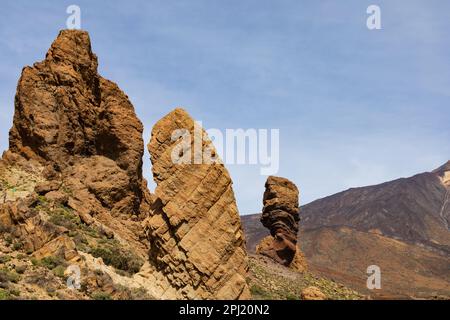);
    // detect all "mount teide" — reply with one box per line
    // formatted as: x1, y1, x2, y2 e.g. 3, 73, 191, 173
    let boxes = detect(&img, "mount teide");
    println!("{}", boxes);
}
242, 162, 450, 298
